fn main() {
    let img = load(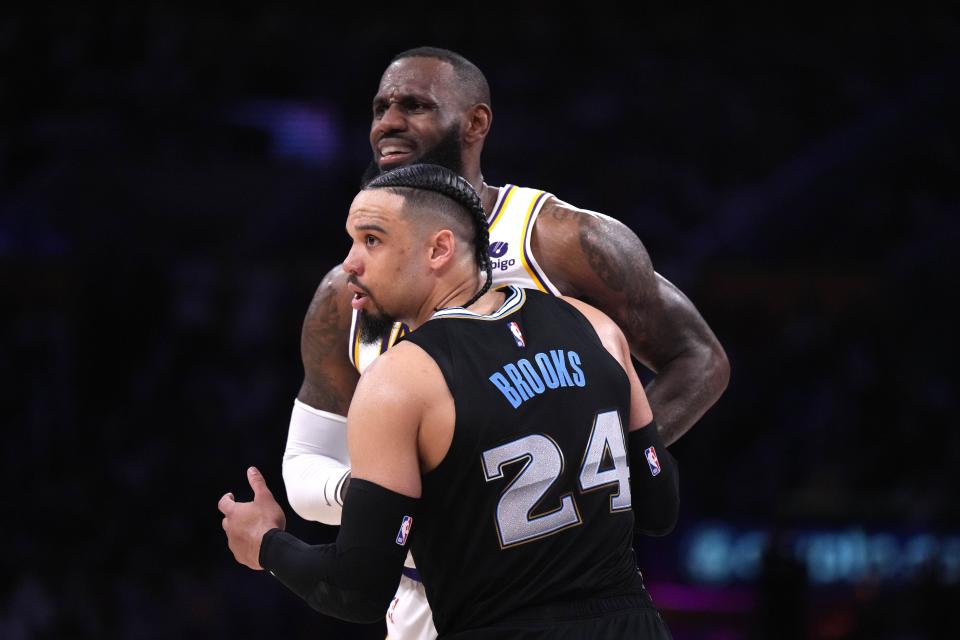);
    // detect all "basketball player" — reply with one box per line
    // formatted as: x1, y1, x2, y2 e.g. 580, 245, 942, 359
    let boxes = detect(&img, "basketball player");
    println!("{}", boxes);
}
221, 165, 678, 638
282, 47, 725, 636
